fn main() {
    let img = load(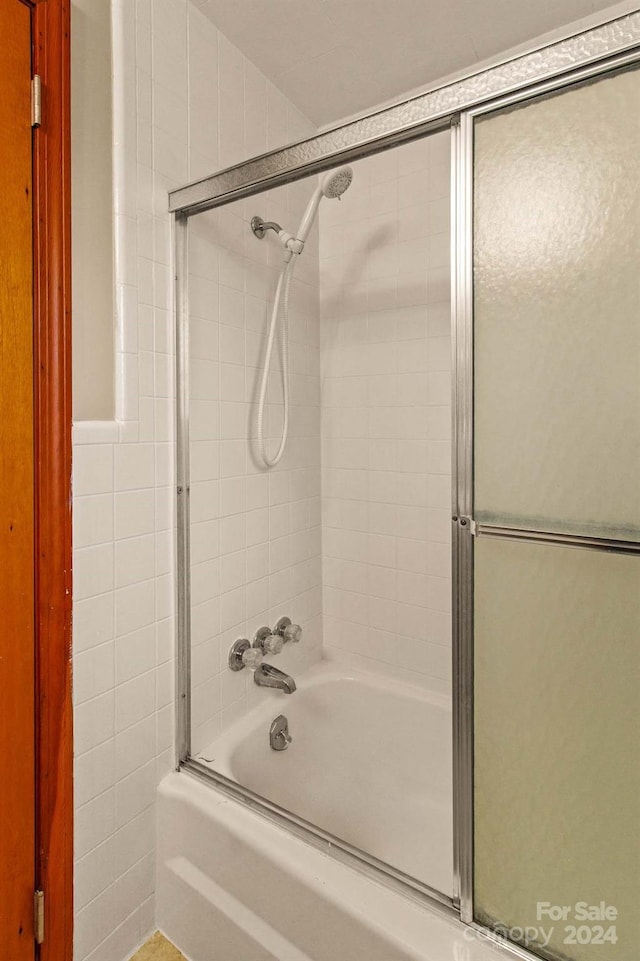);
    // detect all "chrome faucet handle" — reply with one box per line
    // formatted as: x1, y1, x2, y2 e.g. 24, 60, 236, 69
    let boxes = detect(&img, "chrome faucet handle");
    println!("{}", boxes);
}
242, 648, 264, 670
253, 625, 284, 655
229, 638, 264, 672
269, 714, 292, 751
274, 616, 302, 644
